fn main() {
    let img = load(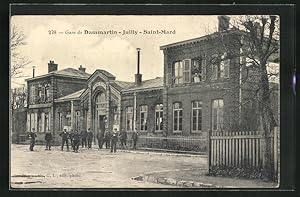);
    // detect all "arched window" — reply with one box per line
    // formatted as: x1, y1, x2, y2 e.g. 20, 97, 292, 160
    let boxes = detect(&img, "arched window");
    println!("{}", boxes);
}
95, 93, 106, 114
